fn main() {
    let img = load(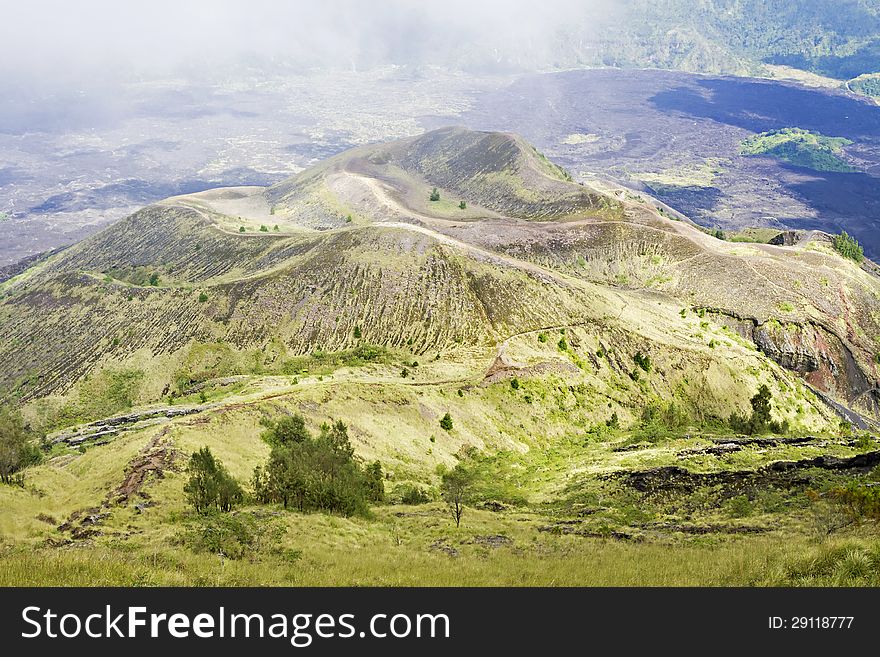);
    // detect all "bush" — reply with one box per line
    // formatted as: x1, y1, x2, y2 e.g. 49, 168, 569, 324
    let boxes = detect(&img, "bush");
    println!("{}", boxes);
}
394, 484, 432, 505
510, 377, 520, 390
239, 226, 246, 233
557, 338, 568, 352
832, 231, 864, 263
429, 187, 440, 202
728, 384, 788, 435
148, 272, 160, 286
183, 447, 244, 513
829, 482, 880, 525
459, 200, 466, 209
259, 225, 268, 232
262, 414, 310, 447
0, 406, 42, 485
254, 416, 382, 516
198, 292, 209, 303
181, 512, 257, 559
633, 351, 652, 373
179, 511, 292, 561
353, 325, 362, 339
439, 413, 454, 431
